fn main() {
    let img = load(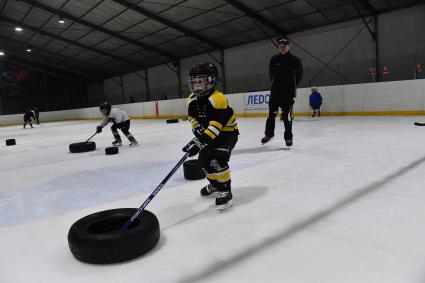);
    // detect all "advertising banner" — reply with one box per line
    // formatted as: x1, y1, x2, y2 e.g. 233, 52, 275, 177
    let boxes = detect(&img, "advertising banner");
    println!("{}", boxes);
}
244, 91, 270, 110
